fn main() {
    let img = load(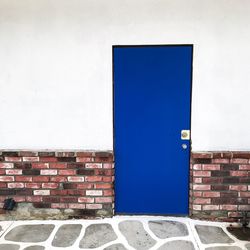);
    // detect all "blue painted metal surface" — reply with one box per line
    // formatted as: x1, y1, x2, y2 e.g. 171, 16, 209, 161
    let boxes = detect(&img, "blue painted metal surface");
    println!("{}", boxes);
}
114, 46, 192, 215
